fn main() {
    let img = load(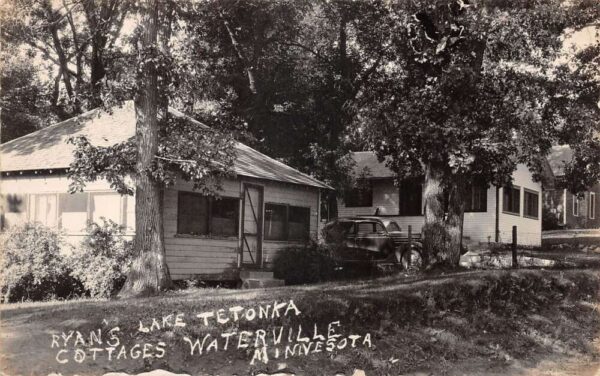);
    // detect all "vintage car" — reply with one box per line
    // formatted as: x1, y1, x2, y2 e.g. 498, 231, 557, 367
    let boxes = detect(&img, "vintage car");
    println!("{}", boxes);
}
321, 216, 422, 270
